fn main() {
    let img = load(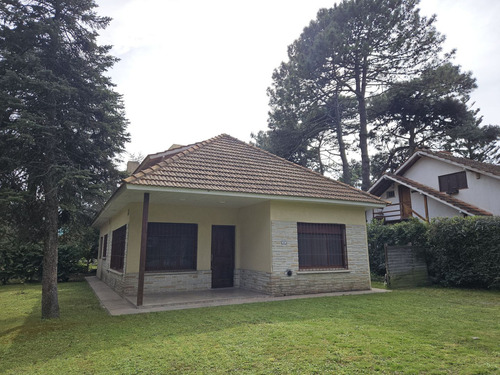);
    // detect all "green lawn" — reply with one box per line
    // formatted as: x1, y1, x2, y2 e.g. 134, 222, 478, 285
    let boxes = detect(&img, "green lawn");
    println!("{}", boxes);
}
1, 282, 498, 374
